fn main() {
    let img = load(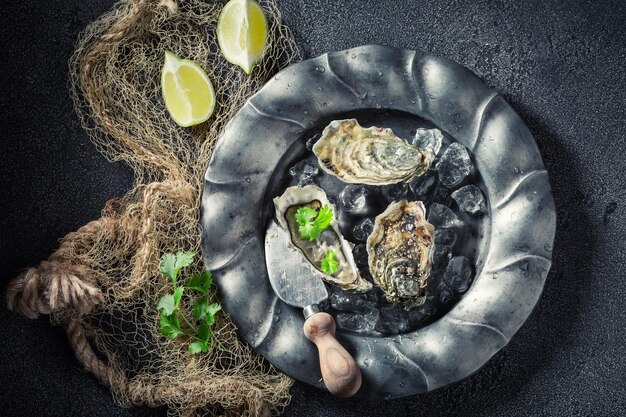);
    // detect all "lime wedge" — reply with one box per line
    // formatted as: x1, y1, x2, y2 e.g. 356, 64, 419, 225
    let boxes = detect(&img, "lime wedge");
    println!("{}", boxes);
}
217, 0, 268, 74
161, 51, 216, 127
